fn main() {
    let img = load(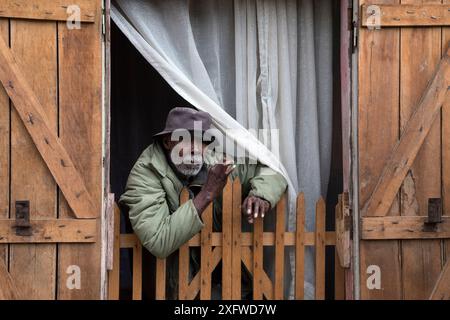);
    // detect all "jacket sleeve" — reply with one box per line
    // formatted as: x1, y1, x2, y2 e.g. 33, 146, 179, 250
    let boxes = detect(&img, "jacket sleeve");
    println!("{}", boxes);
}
119, 160, 204, 259
238, 162, 288, 209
